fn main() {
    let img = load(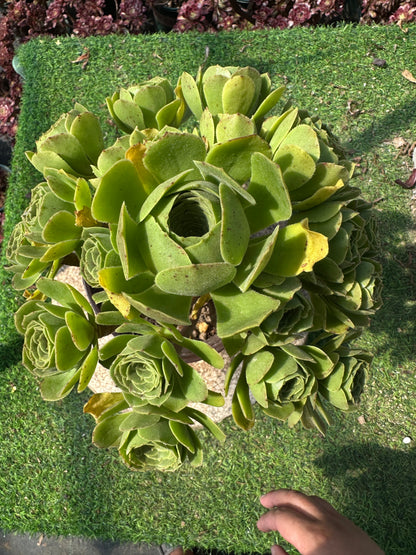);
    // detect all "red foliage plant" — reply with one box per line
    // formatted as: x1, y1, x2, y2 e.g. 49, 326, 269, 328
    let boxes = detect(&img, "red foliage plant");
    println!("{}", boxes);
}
0, 0, 415, 142
0, 0, 149, 141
